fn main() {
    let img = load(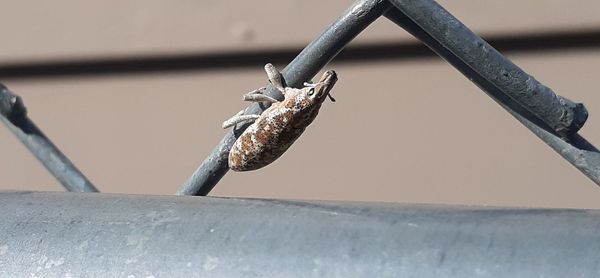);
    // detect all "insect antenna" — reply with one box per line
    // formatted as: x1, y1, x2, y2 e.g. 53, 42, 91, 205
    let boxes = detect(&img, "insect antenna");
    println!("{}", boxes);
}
327, 93, 336, 102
